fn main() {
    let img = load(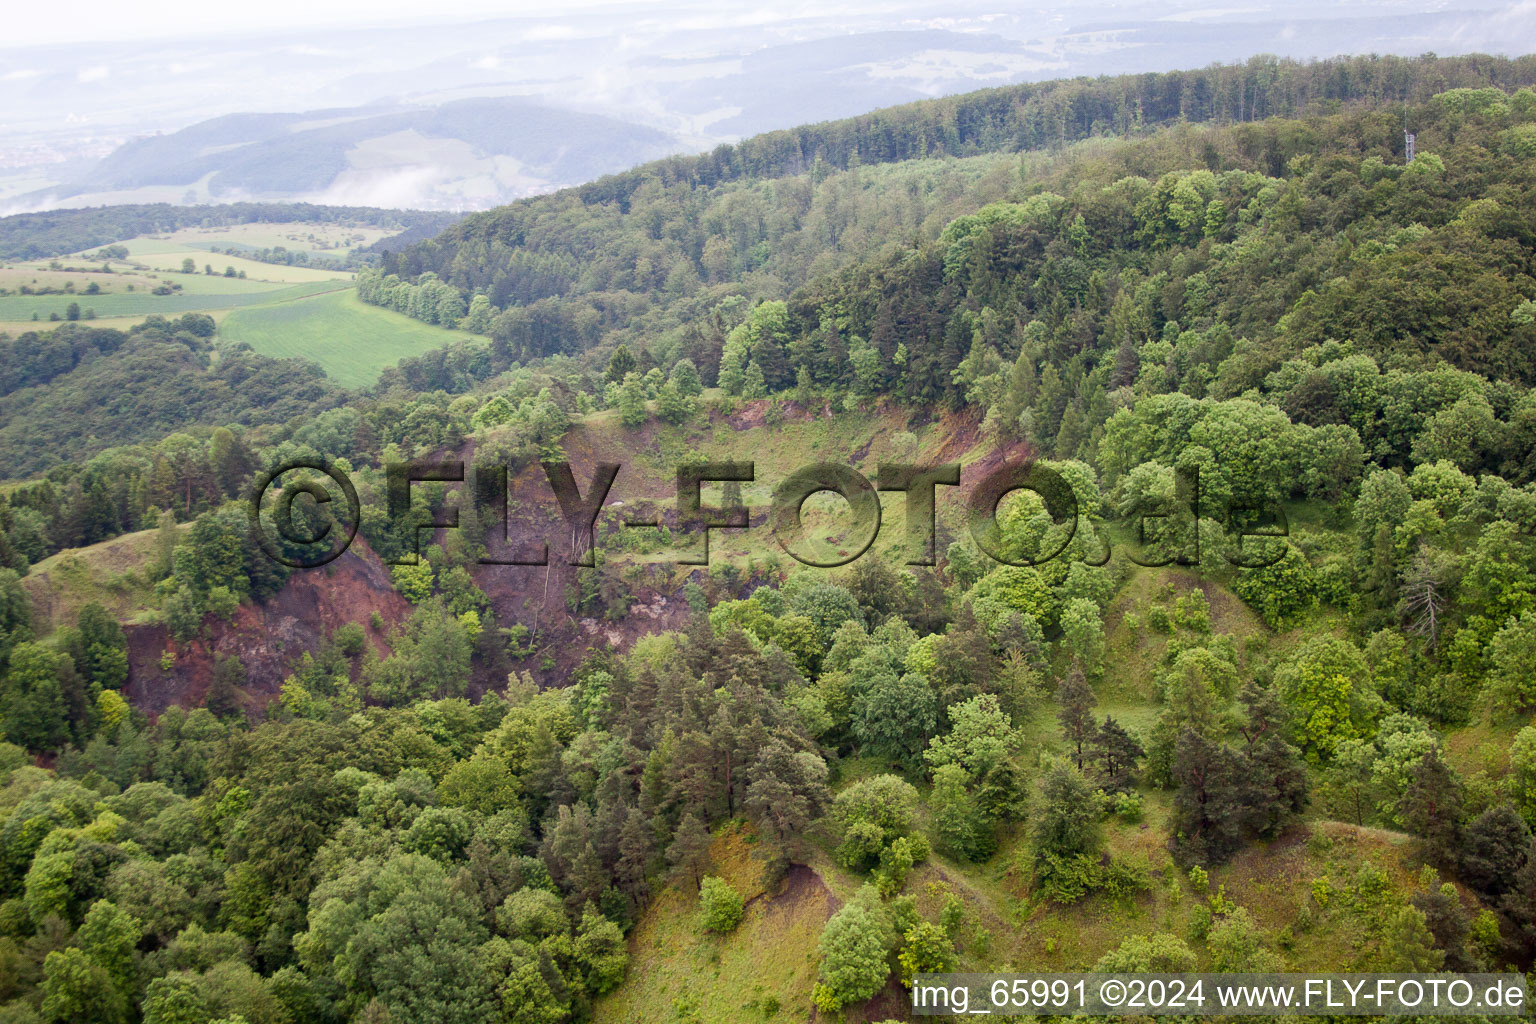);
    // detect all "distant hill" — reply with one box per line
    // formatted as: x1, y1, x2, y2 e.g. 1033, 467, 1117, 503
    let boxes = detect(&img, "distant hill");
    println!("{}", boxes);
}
14, 98, 678, 212
0, 202, 460, 261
